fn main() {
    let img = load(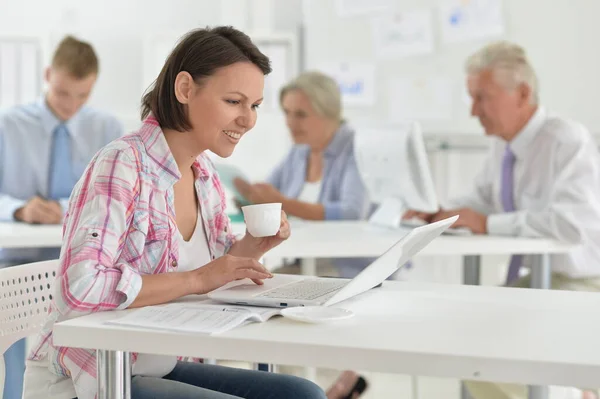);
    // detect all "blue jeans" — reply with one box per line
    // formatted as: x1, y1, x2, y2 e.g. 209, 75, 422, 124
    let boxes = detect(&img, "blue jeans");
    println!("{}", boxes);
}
130, 361, 326, 399
3, 338, 25, 399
